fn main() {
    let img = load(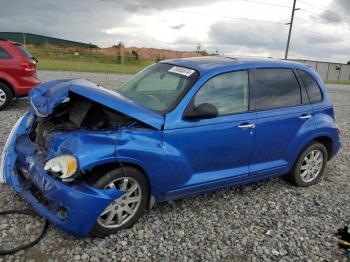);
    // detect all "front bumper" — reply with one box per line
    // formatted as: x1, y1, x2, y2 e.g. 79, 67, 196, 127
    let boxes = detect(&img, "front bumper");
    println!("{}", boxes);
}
1, 113, 124, 237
